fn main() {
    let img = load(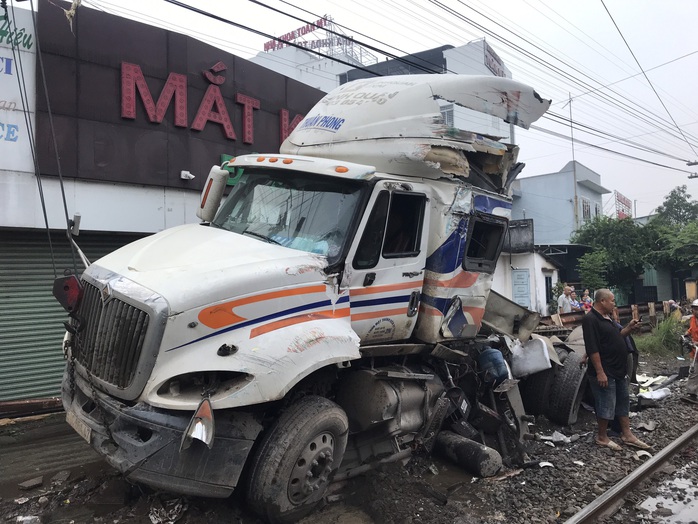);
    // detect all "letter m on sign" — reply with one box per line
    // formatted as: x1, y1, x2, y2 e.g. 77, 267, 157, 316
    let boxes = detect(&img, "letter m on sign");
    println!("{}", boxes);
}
121, 62, 188, 127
